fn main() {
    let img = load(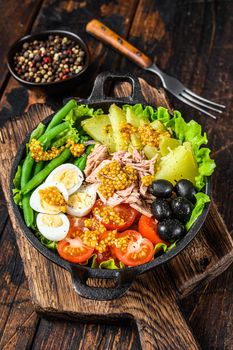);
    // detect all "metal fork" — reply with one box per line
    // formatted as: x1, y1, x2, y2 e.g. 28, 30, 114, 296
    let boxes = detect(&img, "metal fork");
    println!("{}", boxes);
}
86, 19, 226, 119
147, 64, 225, 119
